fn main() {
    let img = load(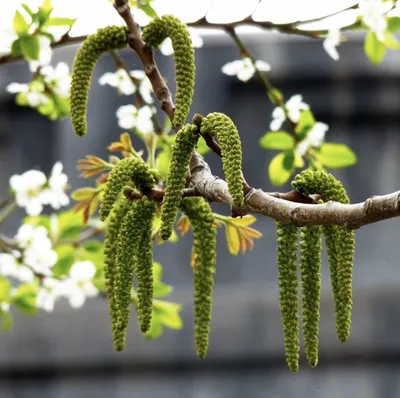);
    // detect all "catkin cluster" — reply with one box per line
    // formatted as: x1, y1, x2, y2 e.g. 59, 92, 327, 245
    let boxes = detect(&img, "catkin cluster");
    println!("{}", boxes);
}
180, 197, 217, 359
275, 170, 354, 371
70, 26, 129, 136
160, 124, 199, 241
199, 113, 244, 206
142, 15, 195, 129
292, 170, 355, 343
